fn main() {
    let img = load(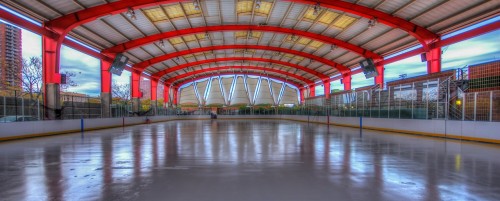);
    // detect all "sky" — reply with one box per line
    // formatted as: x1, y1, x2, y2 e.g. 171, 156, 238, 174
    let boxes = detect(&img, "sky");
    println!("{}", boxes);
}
16, 17, 500, 97
21, 31, 131, 96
